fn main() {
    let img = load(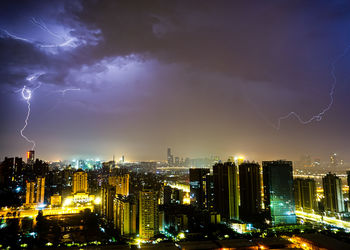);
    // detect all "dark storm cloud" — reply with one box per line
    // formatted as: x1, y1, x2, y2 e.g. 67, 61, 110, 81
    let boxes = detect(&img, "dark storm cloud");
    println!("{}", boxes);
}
0, 0, 101, 89
2, 0, 350, 161
2, 0, 350, 91
72, 0, 350, 90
